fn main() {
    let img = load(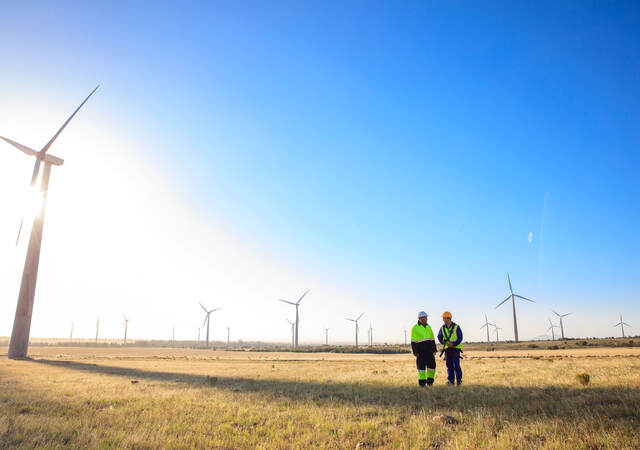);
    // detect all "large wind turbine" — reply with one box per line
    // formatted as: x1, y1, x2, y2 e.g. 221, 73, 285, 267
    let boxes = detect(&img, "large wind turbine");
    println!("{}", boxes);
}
547, 318, 560, 341
4, 86, 99, 358
279, 289, 309, 348
614, 313, 631, 338
495, 273, 535, 342
345, 313, 364, 346
199, 302, 222, 347
552, 310, 571, 340
480, 314, 495, 343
